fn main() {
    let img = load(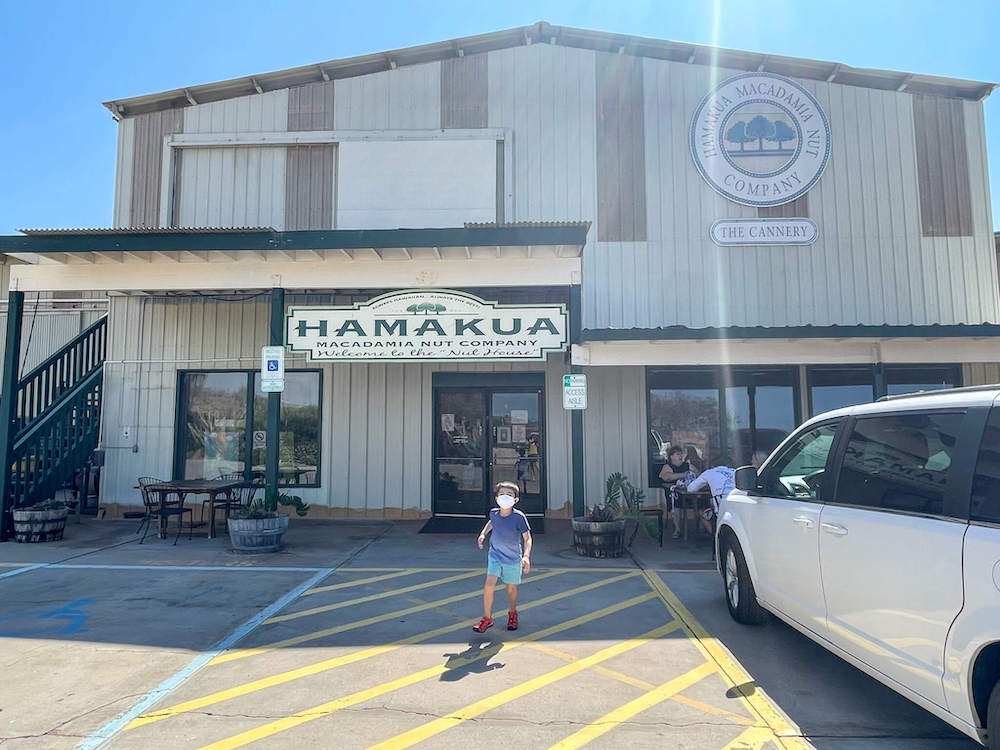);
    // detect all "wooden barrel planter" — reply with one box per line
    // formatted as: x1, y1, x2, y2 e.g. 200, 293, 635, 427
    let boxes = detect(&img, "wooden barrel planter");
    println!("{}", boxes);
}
12, 506, 70, 543
227, 514, 289, 554
571, 518, 626, 558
